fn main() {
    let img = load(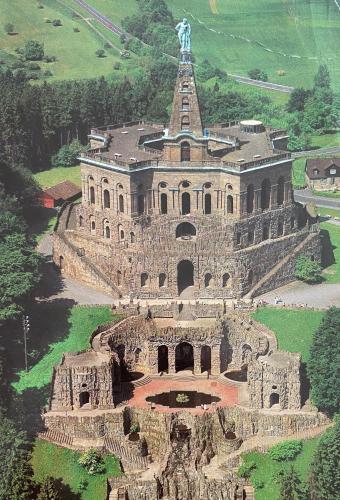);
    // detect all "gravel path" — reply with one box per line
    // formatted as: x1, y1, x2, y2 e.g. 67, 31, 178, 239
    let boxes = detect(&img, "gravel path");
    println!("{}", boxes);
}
37, 235, 113, 305
257, 280, 340, 309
